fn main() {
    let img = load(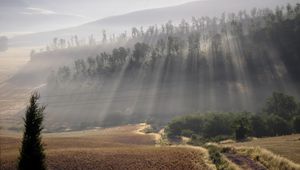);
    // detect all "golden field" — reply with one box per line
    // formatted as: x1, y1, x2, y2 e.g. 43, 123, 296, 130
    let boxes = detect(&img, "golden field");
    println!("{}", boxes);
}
0, 124, 212, 170
229, 134, 300, 164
